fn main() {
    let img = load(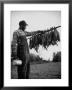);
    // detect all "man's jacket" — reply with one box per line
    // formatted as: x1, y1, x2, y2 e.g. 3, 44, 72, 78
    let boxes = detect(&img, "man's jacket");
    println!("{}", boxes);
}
11, 29, 30, 63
